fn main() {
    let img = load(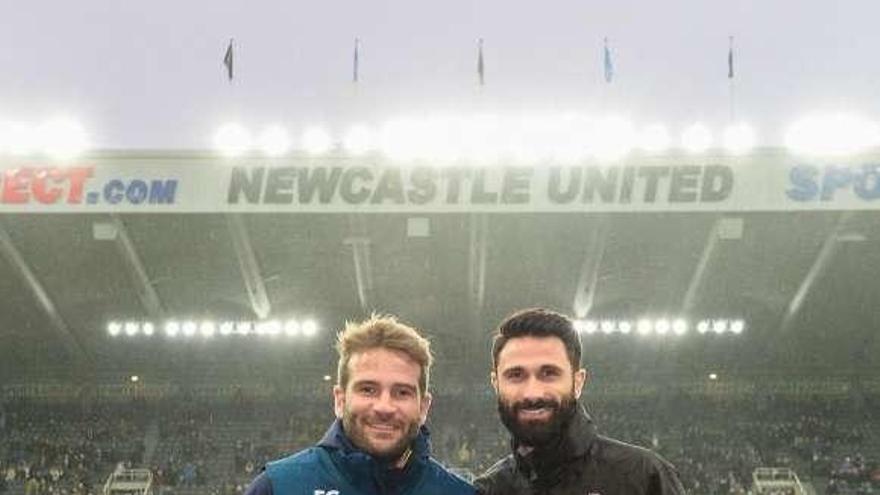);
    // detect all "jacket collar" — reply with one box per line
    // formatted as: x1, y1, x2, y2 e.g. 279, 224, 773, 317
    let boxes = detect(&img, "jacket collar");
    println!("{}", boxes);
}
513, 405, 597, 478
317, 418, 432, 494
